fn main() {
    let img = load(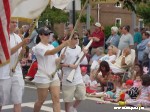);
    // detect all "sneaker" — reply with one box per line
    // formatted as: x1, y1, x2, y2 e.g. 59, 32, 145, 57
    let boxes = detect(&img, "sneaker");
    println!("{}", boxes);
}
69, 106, 77, 112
